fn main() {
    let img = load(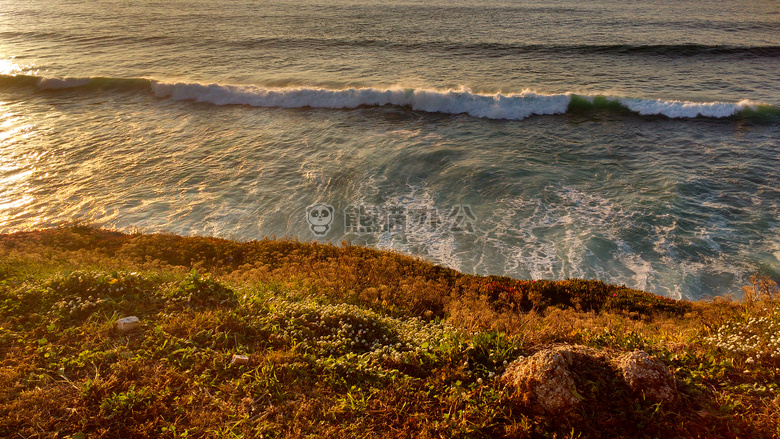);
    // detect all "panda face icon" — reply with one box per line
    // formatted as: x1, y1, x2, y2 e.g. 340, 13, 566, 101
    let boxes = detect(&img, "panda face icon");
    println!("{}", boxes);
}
306, 203, 334, 236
